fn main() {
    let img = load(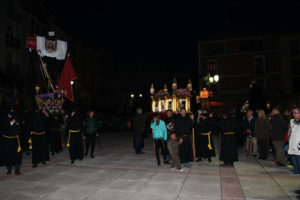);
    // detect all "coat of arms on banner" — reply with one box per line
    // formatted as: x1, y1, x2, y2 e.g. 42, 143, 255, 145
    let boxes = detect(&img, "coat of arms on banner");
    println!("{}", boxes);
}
45, 39, 57, 53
